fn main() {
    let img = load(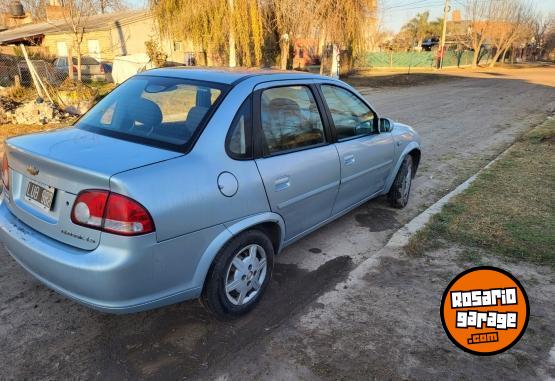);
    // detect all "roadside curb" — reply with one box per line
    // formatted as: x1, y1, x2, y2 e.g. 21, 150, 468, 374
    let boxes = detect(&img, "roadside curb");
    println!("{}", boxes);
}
386, 144, 515, 249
